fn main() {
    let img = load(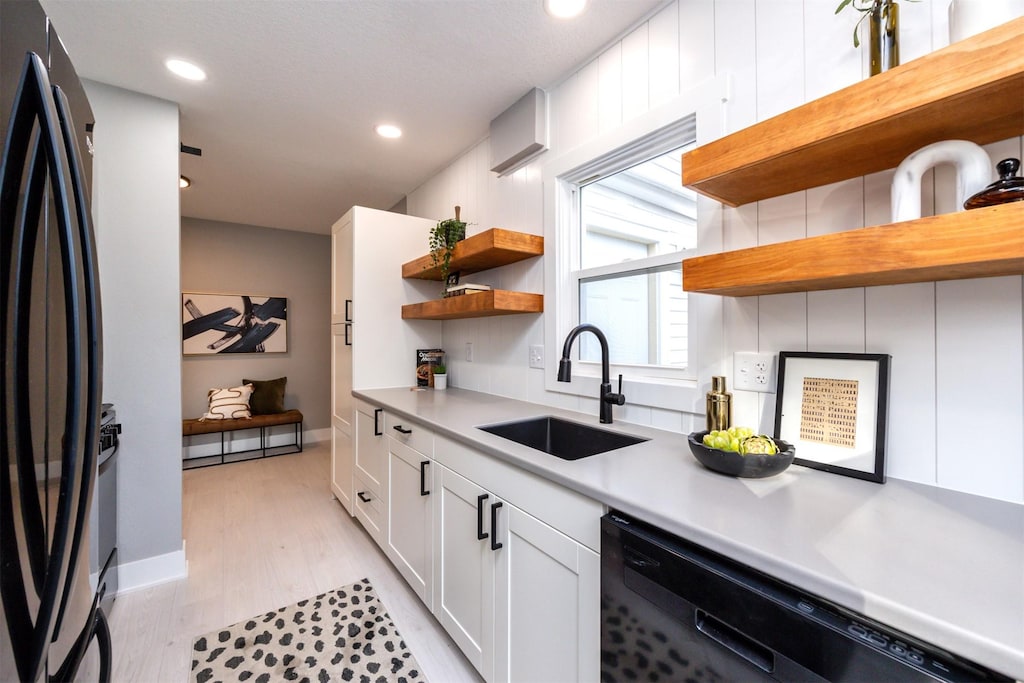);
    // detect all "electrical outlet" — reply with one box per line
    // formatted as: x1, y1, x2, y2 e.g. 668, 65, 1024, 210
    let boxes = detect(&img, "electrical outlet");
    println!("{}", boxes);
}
529, 345, 544, 369
465, 342, 473, 362
734, 352, 776, 392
